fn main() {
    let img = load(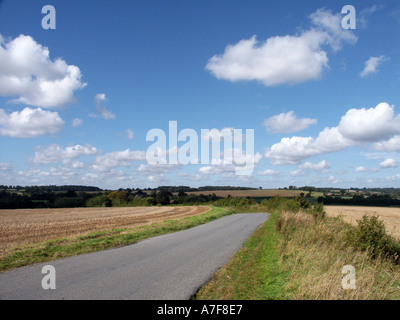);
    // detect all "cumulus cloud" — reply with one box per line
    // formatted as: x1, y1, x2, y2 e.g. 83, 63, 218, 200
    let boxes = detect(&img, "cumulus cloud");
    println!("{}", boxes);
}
380, 158, 397, 168
90, 94, 115, 120
0, 107, 64, 138
265, 102, 400, 165
289, 169, 307, 177
92, 149, 146, 172
263, 111, 317, 133
206, 8, 356, 87
373, 135, 400, 152
197, 152, 262, 177
338, 102, 400, 142
0, 34, 86, 108
299, 160, 331, 171
355, 166, 378, 173
328, 175, 340, 184
360, 55, 388, 77
72, 118, 83, 128
31, 144, 98, 164
265, 127, 352, 165
258, 169, 279, 176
